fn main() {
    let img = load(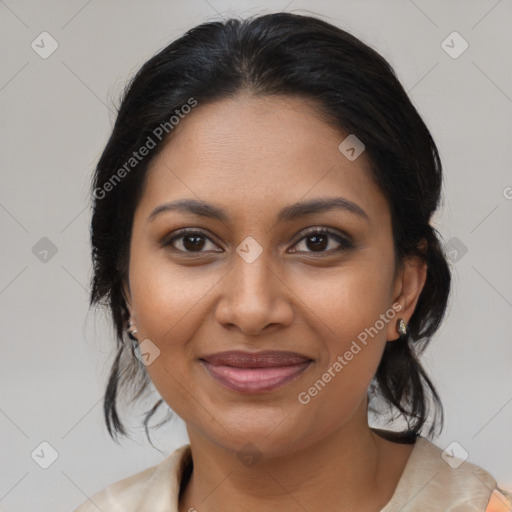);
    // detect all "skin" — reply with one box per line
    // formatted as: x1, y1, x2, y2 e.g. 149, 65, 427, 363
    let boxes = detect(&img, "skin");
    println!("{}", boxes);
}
123, 93, 428, 512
